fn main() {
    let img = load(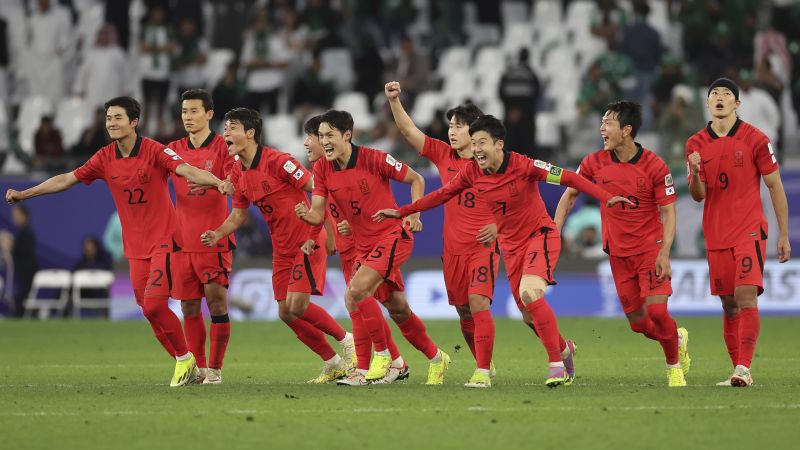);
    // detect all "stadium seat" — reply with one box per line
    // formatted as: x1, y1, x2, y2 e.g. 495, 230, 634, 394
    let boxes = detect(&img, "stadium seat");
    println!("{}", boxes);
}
410, 91, 446, 128
333, 91, 375, 130
203, 48, 235, 90
536, 111, 560, 148
442, 71, 477, 106
55, 97, 93, 149
532, 0, 563, 27
436, 46, 471, 80
71, 269, 115, 319
501, 1, 530, 27
23, 269, 72, 320
263, 114, 300, 153
16, 96, 54, 155
320, 48, 355, 91
501, 23, 534, 57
